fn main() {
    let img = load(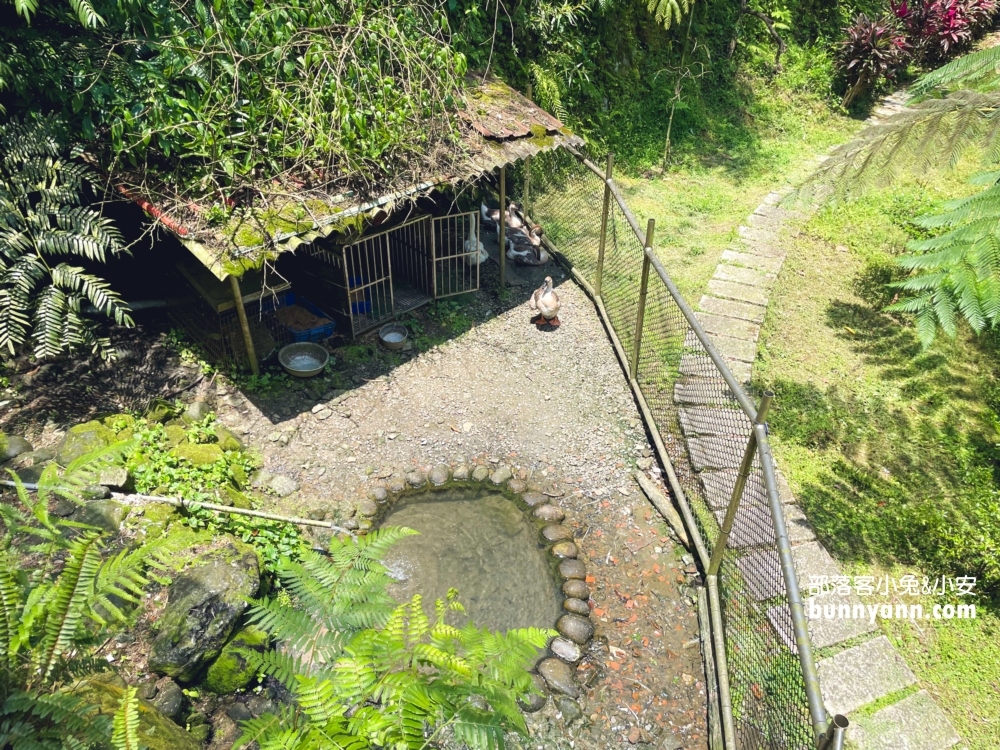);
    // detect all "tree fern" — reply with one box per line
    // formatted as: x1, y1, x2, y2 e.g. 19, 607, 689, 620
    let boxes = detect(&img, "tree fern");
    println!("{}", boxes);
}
647, 0, 694, 30
0, 118, 132, 360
